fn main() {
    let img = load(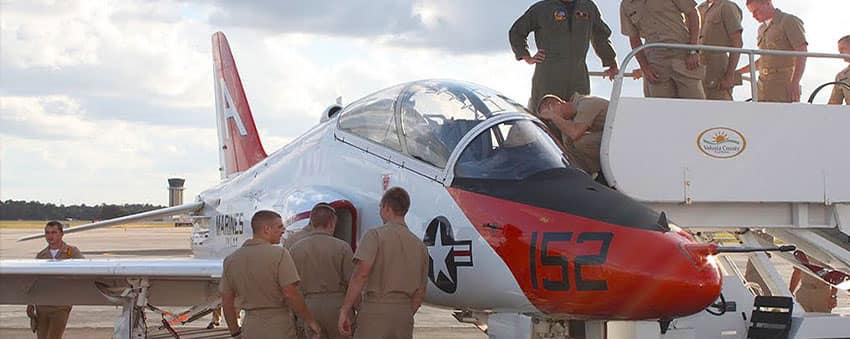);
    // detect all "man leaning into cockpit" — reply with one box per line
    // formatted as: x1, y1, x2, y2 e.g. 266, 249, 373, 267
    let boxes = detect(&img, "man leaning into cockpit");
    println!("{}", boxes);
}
537, 93, 609, 184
